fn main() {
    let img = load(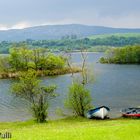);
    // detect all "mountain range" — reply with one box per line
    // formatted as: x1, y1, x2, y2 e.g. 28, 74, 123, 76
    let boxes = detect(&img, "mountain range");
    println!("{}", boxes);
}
0, 24, 140, 42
